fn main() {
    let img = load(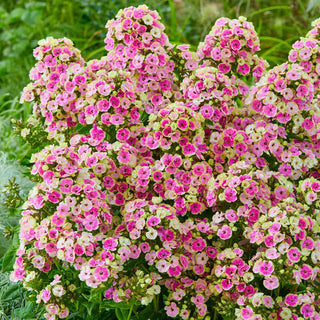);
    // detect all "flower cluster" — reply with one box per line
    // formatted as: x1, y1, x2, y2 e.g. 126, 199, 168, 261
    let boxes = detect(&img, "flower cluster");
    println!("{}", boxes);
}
11, 6, 320, 320
288, 38, 320, 96
20, 37, 88, 137
181, 67, 239, 126
197, 16, 268, 83
104, 5, 181, 114
307, 17, 320, 40
245, 62, 320, 179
